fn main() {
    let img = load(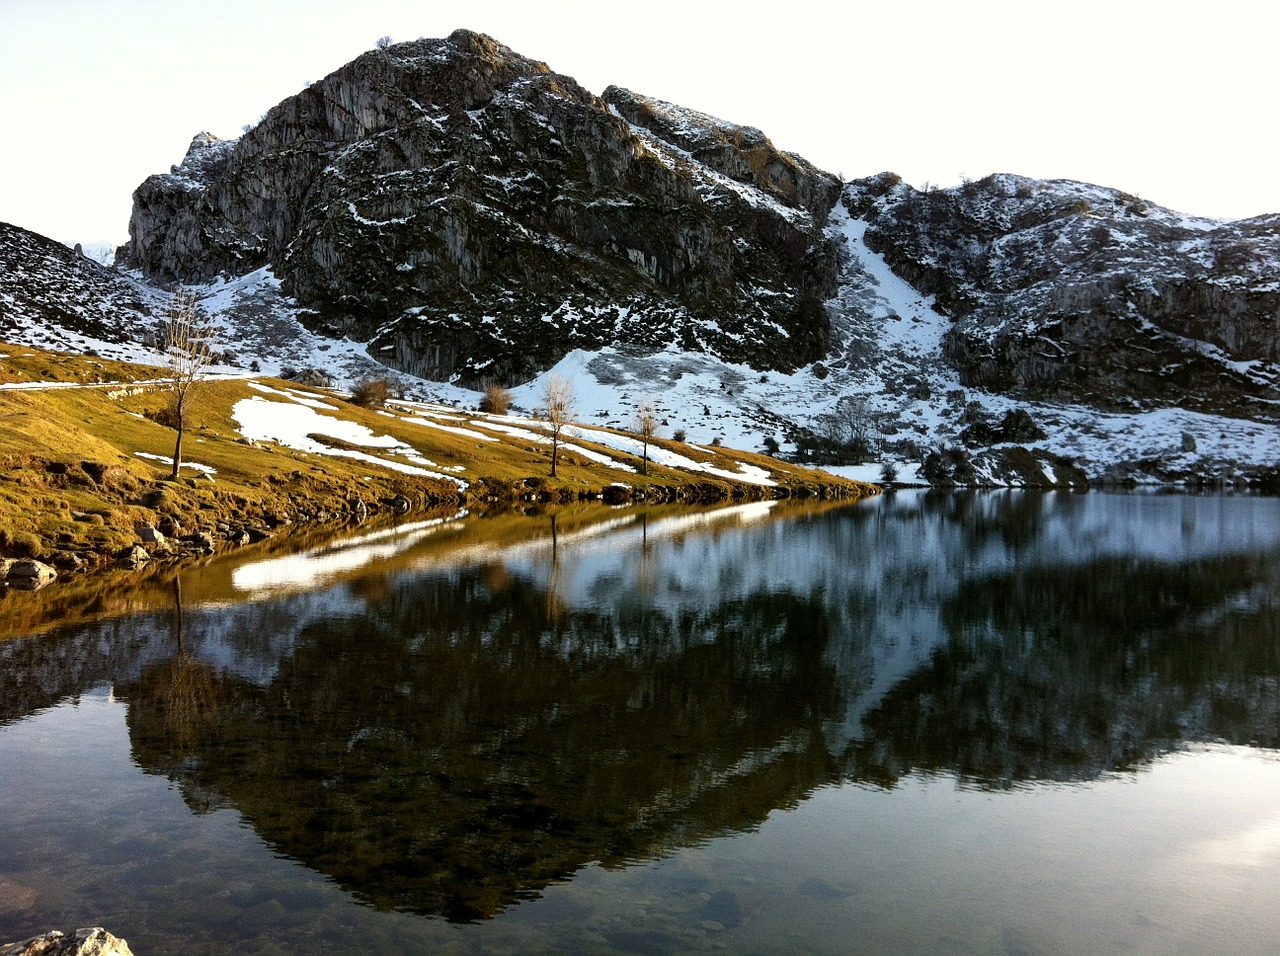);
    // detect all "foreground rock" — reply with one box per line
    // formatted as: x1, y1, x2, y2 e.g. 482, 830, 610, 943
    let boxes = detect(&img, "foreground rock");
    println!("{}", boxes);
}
4, 559, 58, 591
0, 928, 132, 956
